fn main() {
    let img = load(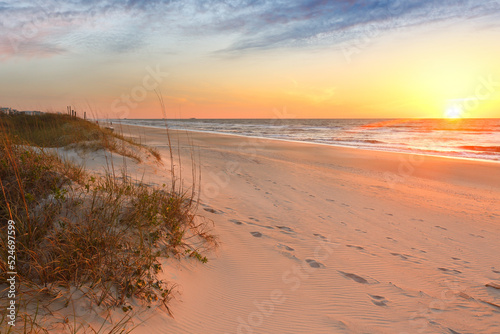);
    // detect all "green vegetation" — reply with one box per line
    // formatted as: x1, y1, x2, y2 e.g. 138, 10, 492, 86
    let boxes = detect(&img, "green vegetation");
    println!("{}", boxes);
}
0, 113, 214, 332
